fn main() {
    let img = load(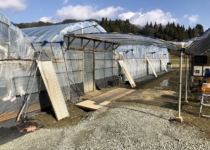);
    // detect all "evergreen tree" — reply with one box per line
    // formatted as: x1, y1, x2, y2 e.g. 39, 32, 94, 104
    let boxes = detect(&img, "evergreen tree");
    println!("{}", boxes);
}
158, 24, 163, 33
173, 30, 178, 40
100, 17, 105, 27
145, 22, 149, 28
188, 26, 193, 38
195, 24, 204, 36
168, 26, 174, 38
118, 19, 123, 31
154, 22, 158, 32
149, 22, 153, 28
